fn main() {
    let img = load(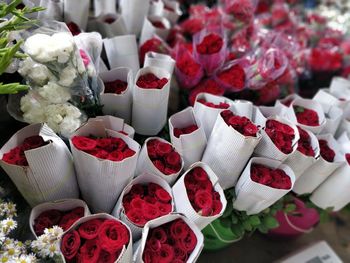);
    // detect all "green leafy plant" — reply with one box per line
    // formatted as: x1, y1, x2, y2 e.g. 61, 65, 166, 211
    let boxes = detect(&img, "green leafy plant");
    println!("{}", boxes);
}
0, 0, 44, 94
